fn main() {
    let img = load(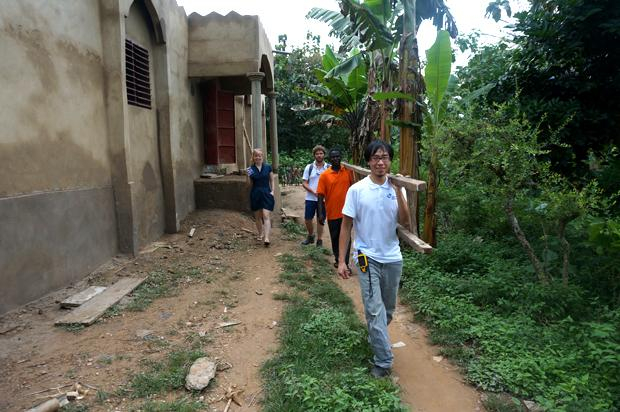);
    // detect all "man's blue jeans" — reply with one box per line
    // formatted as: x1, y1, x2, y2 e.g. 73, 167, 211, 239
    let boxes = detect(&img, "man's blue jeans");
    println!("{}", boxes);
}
356, 256, 402, 369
